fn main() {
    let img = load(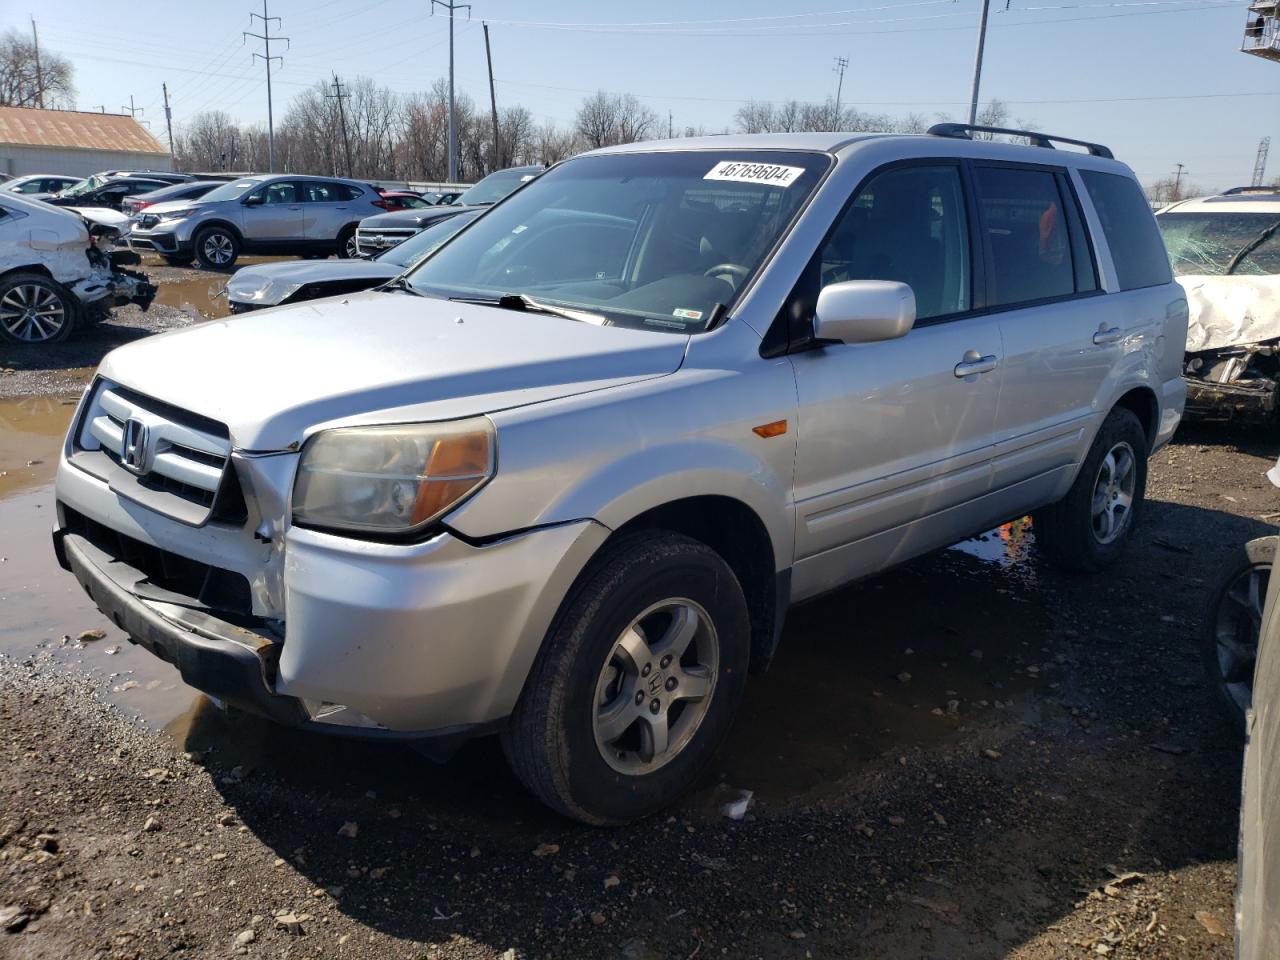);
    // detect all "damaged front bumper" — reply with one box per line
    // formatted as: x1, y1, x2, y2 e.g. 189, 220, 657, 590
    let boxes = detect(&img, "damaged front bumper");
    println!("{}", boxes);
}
1183, 340, 1280, 423
71, 264, 157, 313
